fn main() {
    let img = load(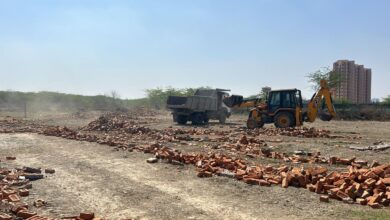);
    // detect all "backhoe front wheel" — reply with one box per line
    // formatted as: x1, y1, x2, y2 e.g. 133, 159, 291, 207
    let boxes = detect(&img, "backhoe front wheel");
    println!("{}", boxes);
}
246, 117, 264, 129
274, 112, 295, 128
